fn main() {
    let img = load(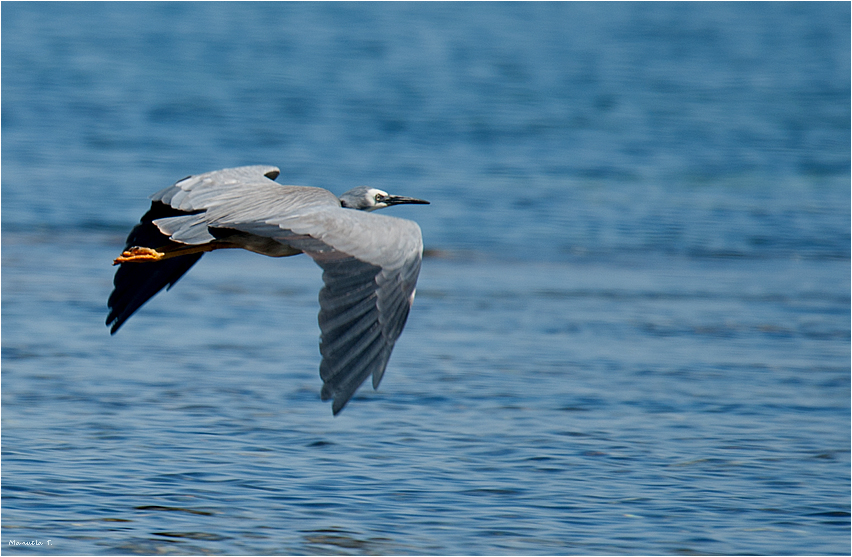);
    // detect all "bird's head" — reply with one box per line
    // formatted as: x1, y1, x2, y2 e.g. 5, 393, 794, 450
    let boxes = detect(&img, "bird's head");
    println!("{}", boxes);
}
339, 186, 430, 212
